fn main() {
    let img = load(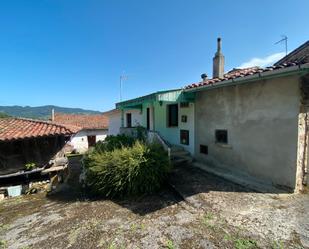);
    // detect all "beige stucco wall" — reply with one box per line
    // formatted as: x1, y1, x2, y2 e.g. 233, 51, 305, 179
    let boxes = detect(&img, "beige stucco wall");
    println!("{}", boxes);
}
194, 75, 300, 188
